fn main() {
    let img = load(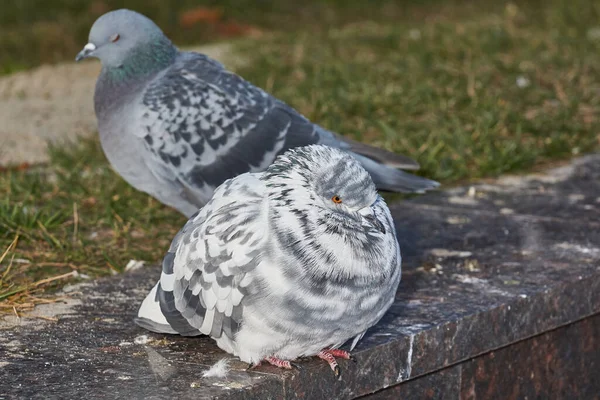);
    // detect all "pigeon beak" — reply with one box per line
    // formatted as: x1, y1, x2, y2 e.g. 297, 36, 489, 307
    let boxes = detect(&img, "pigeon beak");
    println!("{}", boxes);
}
76, 43, 96, 62
359, 204, 386, 234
